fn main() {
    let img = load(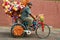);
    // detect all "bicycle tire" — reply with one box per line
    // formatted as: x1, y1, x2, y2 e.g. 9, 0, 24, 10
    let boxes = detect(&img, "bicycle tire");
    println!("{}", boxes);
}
35, 24, 50, 39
